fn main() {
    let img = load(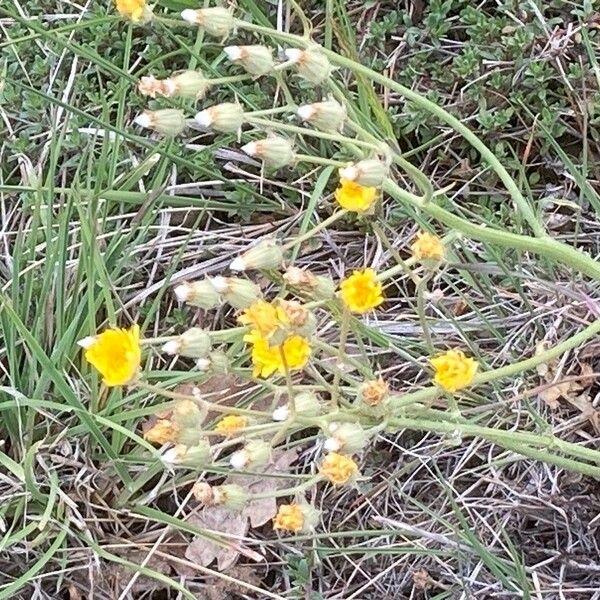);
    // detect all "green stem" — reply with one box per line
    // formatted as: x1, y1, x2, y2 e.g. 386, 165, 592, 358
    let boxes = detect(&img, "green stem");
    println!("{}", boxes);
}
282, 209, 347, 250
233, 20, 544, 237
384, 179, 600, 281
295, 154, 345, 167
416, 275, 434, 353
388, 417, 600, 477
